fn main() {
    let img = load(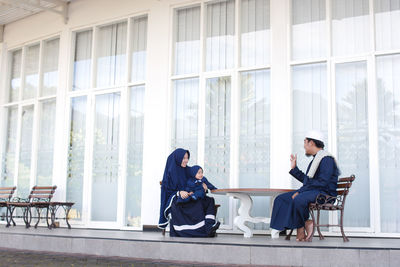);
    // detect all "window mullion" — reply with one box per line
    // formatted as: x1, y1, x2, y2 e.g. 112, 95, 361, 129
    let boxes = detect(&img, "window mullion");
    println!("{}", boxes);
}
37, 40, 44, 98
30, 100, 41, 187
